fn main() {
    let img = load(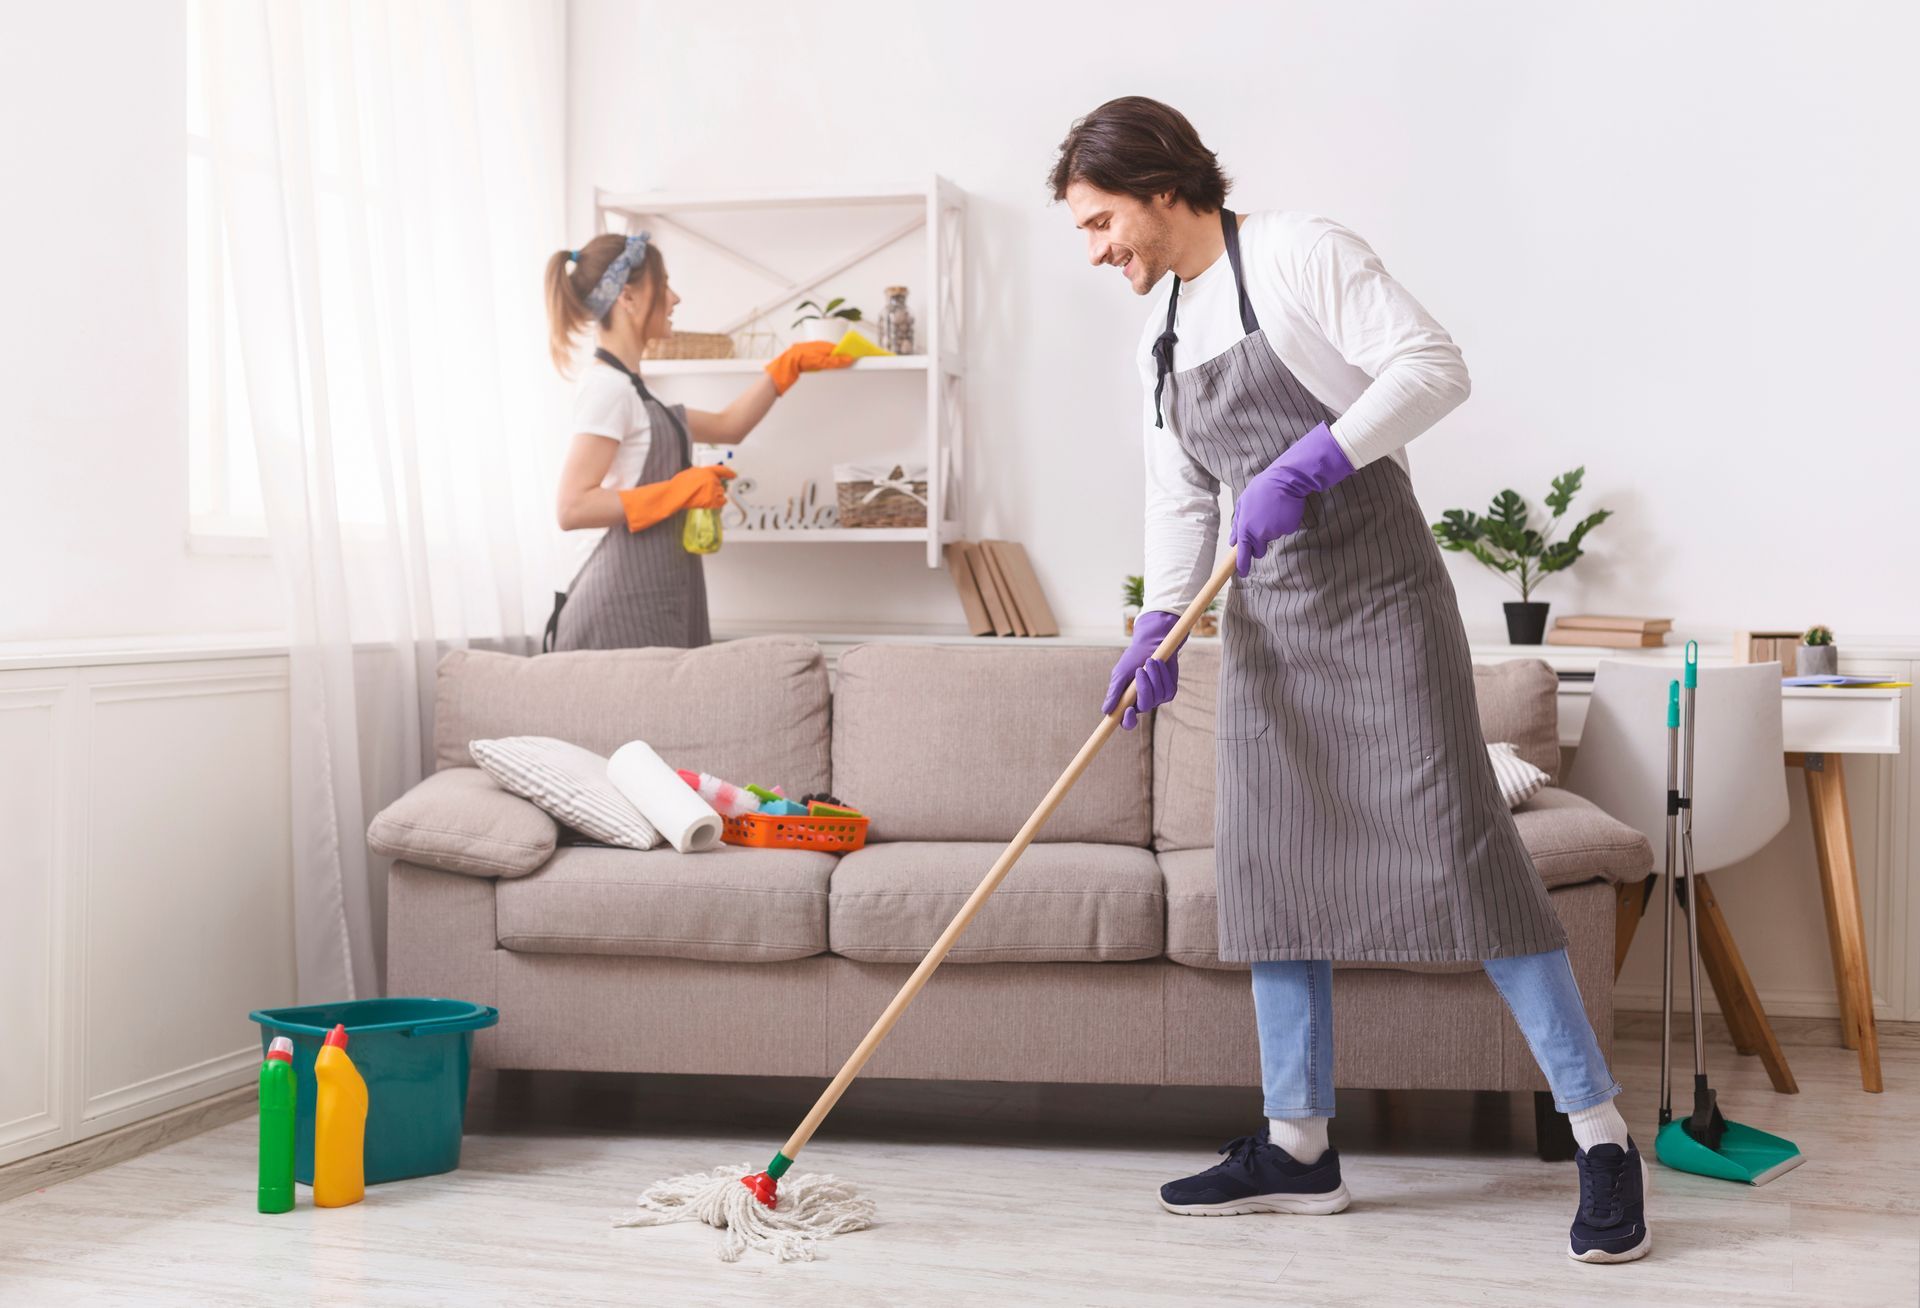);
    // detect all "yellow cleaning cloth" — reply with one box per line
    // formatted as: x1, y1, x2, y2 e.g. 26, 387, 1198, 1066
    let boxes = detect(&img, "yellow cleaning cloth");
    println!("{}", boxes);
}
830, 329, 894, 359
